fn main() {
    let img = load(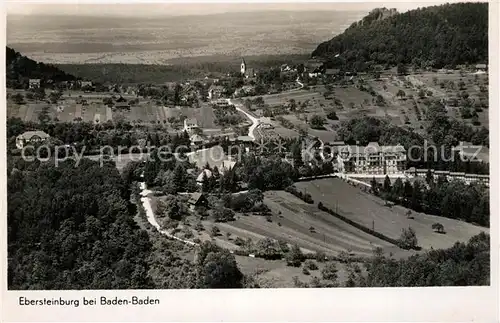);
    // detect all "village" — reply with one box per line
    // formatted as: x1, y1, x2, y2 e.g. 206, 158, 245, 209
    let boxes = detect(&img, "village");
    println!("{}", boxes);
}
5, 0, 493, 295
9, 53, 491, 287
